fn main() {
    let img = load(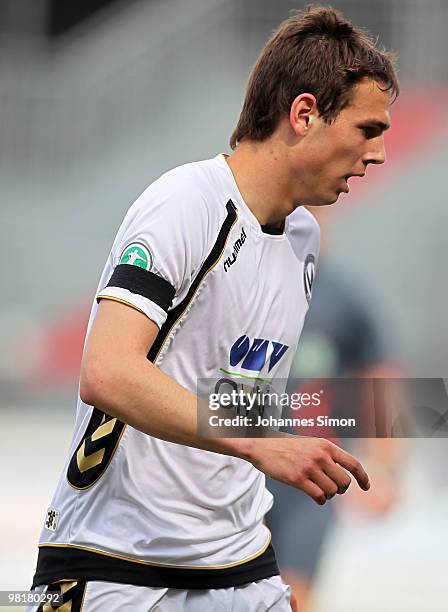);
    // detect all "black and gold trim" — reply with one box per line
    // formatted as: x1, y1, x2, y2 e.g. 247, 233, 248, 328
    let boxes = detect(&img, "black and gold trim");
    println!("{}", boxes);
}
37, 580, 87, 612
33, 543, 279, 590
67, 409, 126, 490
94, 296, 147, 316
101, 264, 176, 313
148, 199, 238, 362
